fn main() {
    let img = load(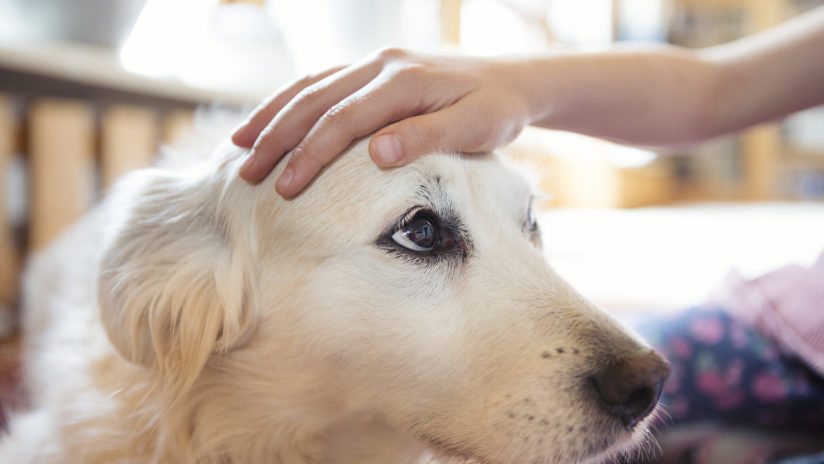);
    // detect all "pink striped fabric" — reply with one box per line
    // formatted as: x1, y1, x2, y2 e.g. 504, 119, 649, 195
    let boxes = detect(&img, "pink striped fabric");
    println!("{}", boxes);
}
708, 250, 824, 377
